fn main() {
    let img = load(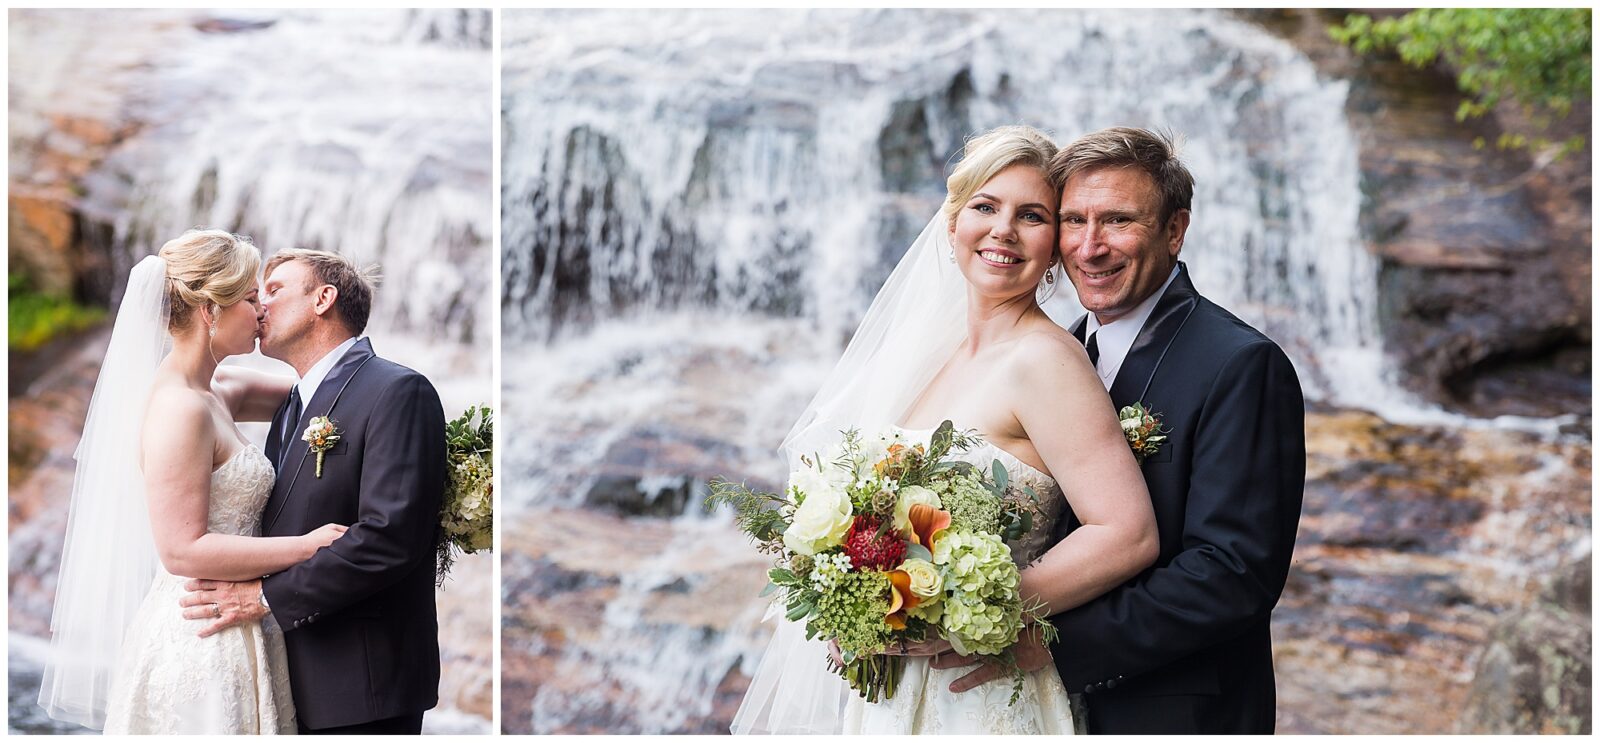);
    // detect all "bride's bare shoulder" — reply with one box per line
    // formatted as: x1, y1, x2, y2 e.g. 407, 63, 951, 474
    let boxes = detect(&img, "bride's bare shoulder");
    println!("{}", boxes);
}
142, 379, 214, 436
1006, 326, 1092, 374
